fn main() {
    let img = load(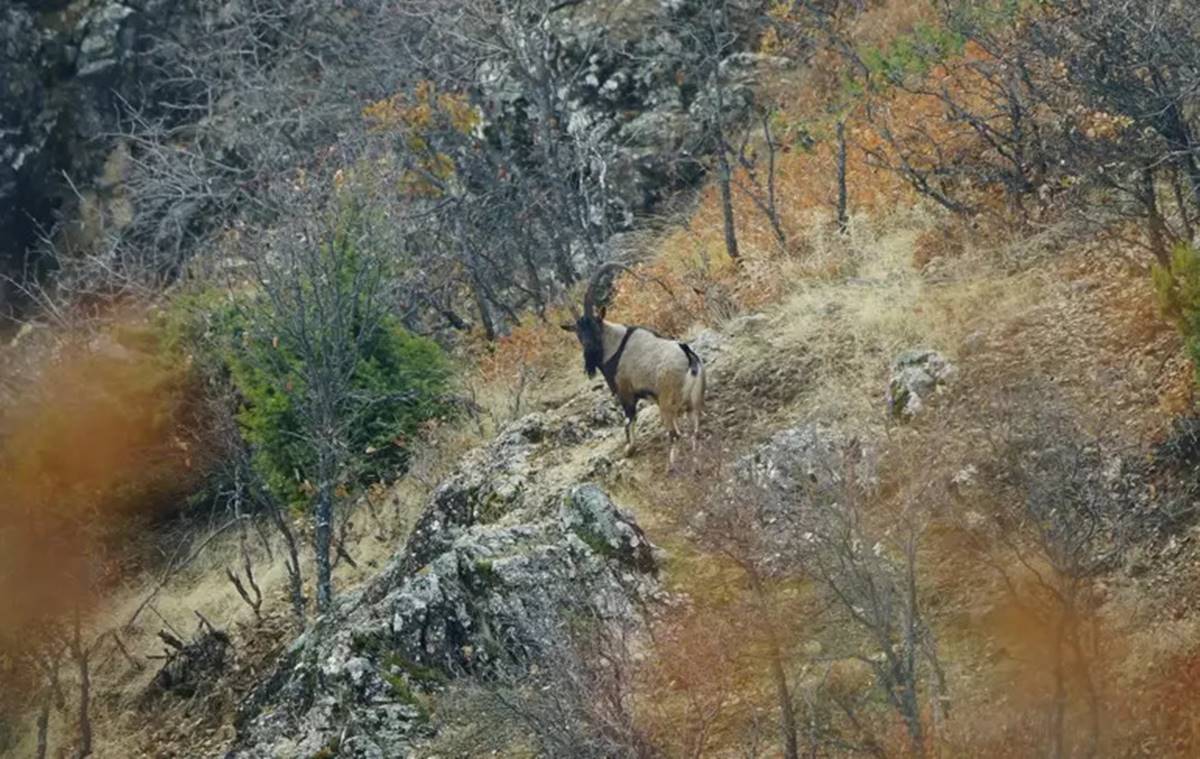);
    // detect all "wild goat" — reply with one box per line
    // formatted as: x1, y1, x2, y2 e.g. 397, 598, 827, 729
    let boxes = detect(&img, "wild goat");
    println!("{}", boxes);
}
561, 263, 705, 466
